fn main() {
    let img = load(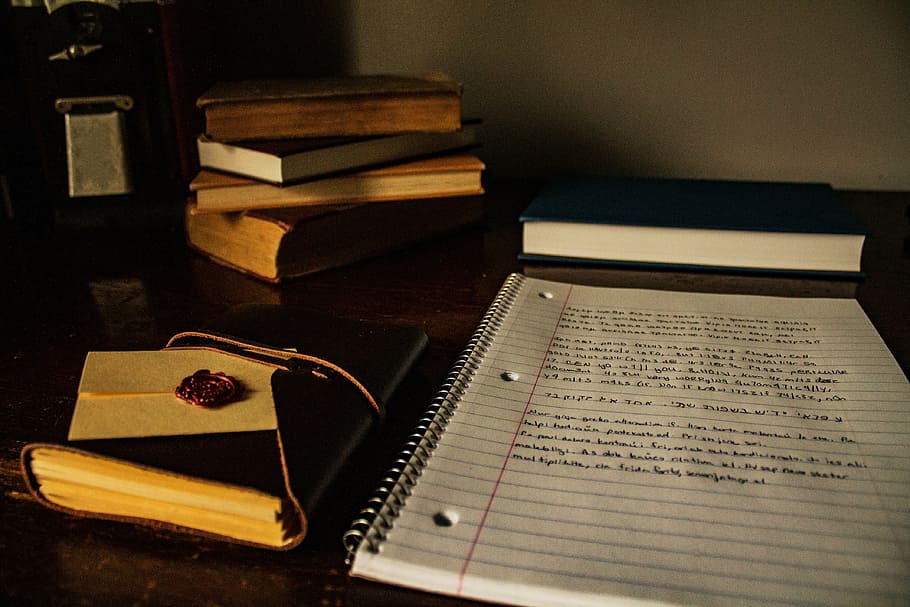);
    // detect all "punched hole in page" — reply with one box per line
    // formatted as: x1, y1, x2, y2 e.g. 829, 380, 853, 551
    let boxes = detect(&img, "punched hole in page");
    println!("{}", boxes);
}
432, 510, 459, 528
